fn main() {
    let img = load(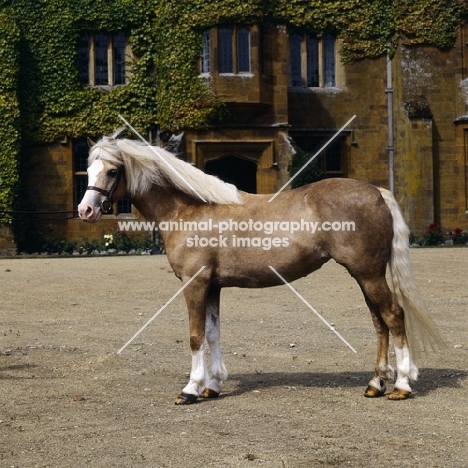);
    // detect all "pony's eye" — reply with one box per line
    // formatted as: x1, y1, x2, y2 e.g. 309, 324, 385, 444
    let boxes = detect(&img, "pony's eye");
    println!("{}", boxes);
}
107, 168, 118, 177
